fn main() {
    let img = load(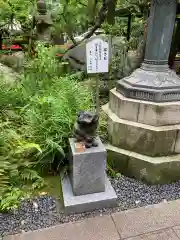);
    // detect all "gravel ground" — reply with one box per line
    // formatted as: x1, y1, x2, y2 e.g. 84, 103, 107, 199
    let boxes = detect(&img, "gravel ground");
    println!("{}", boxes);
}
1, 175, 180, 237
